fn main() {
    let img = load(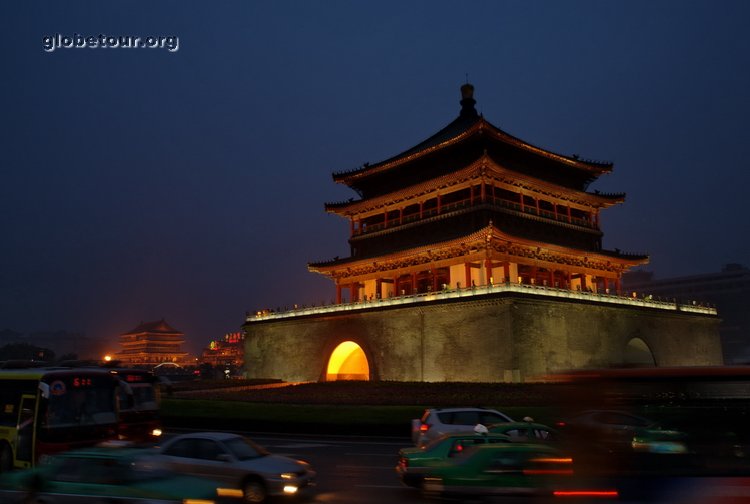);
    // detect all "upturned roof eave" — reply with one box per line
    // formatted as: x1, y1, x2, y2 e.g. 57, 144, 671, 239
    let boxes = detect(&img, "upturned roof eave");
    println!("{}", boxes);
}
332, 116, 613, 187
325, 158, 624, 216
308, 224, 647, 273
